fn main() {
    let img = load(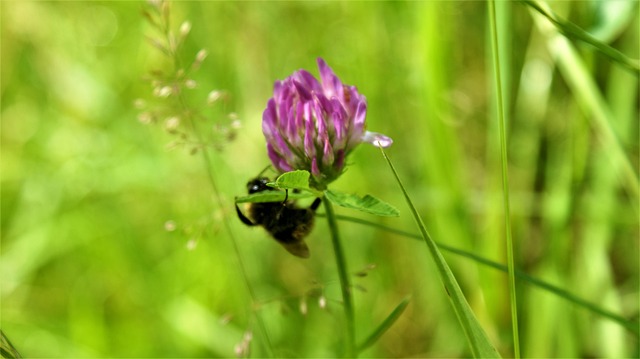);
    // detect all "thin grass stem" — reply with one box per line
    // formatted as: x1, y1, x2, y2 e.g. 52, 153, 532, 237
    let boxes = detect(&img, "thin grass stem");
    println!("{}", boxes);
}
191, 130, 274, 357
323, 199, 356, 357
379, 147, 500, 357
176, 95, 274, 358
488, 1, 520, 357
528, 0, 639, 200
321, 213, 639, 336
521, 0, 640, 74
142, 3, 274, 355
